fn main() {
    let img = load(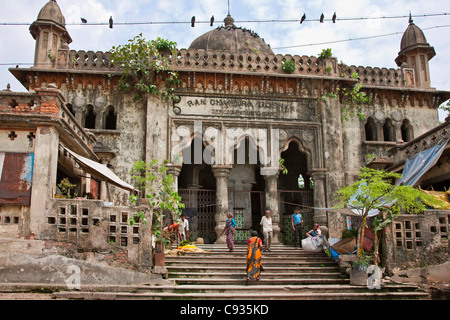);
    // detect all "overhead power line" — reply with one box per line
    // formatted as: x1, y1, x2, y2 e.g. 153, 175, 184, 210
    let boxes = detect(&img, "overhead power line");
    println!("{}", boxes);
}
0, 12, 449, 27
272, 24, 450, 49
0, 23, 449, 66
